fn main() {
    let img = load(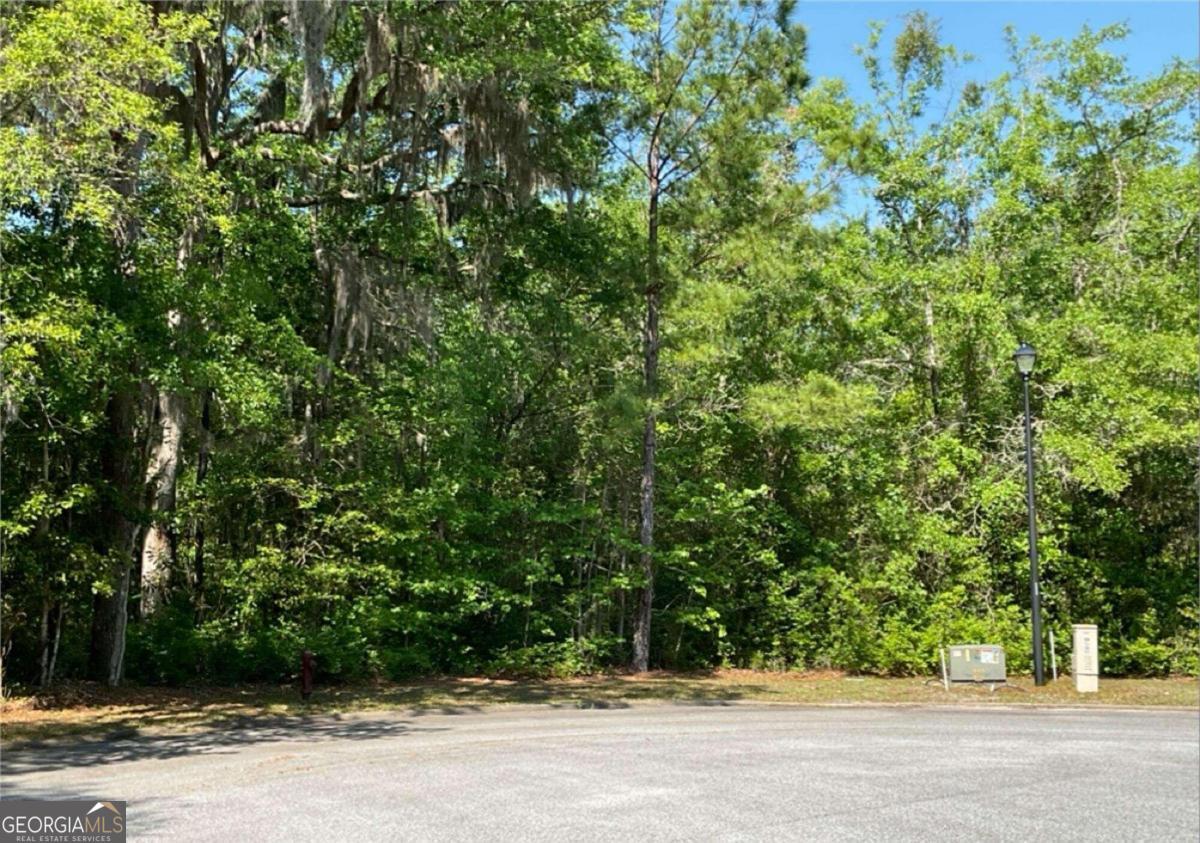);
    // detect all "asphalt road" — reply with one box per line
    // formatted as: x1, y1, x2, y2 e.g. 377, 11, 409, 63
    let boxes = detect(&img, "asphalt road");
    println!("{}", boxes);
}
3, 704, 1198, 841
